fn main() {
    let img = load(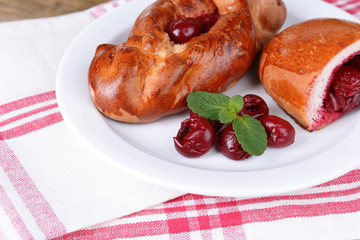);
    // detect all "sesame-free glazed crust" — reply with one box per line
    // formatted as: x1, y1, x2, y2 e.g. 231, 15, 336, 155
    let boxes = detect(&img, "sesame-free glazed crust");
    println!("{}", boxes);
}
89, 0, 286, 123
